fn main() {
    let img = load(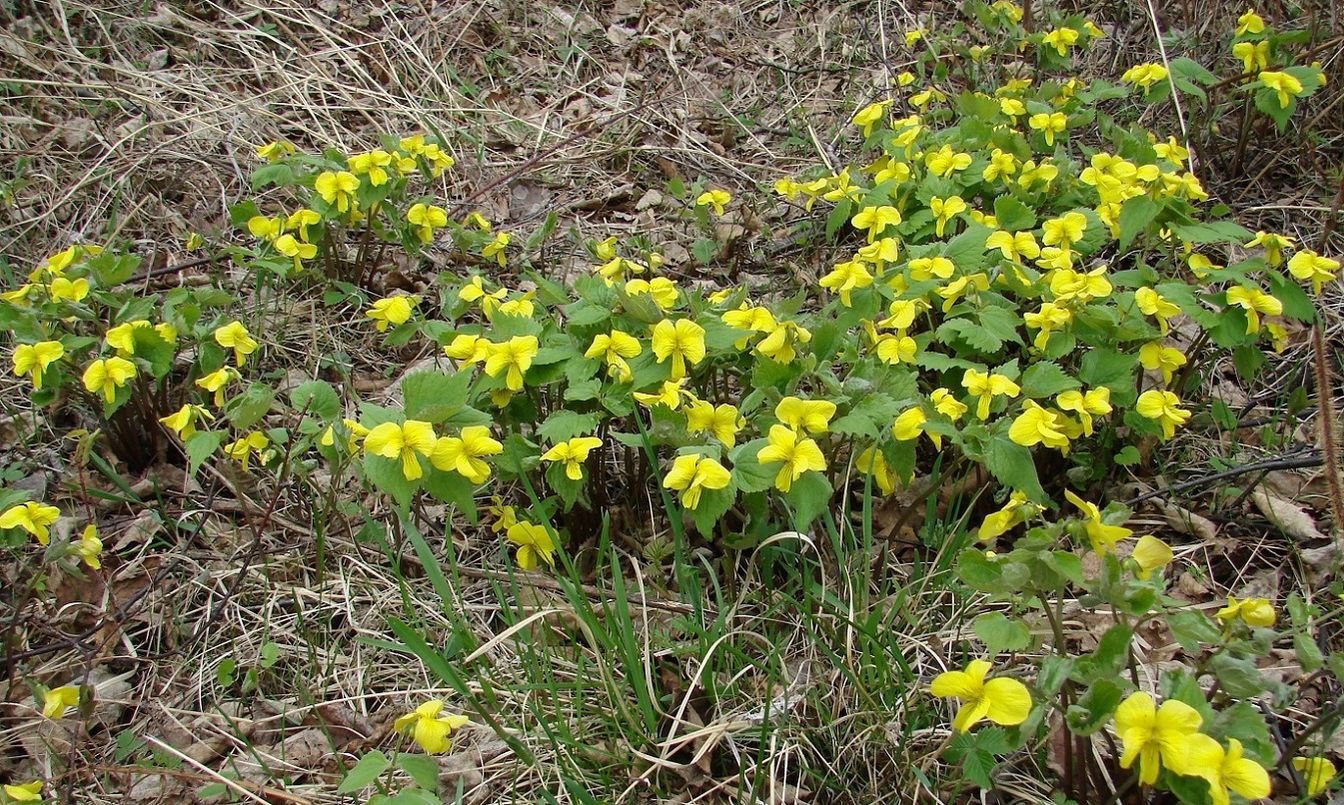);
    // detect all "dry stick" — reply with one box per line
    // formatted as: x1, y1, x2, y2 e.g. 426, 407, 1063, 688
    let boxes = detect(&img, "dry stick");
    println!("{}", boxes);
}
1309, 172, 1344, 561
1123, 449, 1322, 506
